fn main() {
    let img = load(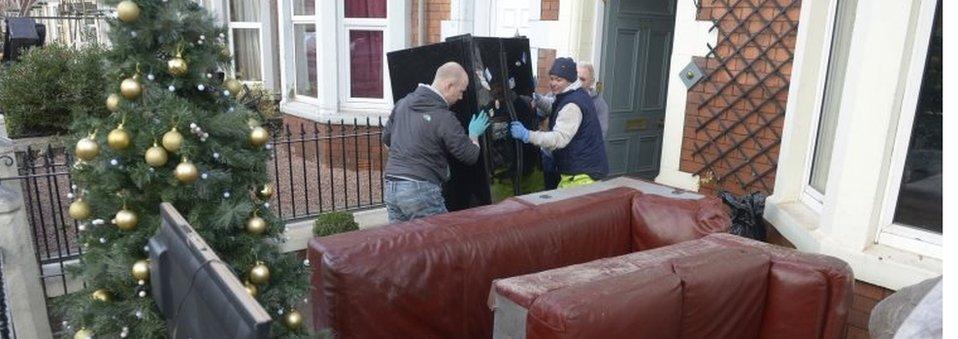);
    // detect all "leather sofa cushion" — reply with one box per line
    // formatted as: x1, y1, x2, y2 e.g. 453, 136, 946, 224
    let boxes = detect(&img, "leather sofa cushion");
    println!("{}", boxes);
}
673, 247, 771, 339
702, 234, 854, 339
630, 194, 730, 251
759, 261, 829, 339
